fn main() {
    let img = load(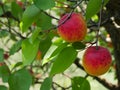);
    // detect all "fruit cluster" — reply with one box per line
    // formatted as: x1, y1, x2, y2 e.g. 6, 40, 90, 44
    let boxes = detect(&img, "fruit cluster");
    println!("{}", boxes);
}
57, 12, 112, 76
